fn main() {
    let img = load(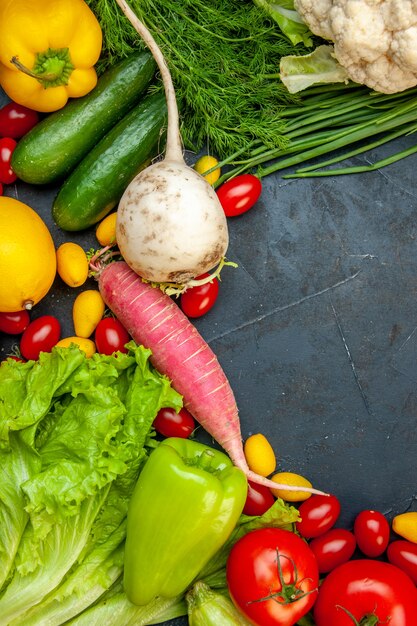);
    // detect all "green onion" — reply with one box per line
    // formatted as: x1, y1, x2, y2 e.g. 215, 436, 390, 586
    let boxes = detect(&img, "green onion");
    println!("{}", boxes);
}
87, 0, 417, 182
215, 86, 417, 183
